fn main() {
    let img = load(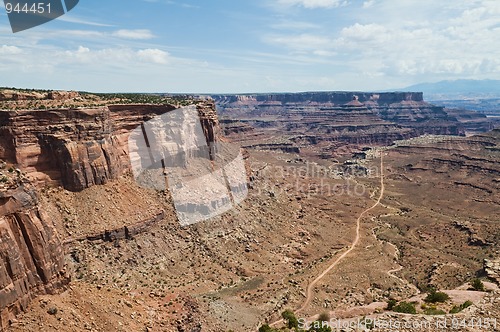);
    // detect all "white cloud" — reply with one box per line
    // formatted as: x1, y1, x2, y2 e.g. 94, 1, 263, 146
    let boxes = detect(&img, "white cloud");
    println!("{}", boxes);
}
362, 0, 376, 9
264, 0, 500, 87
137, 49, 169, 64
276, 0, 348, 9
61, 30, 104, 38
61, 46, 169, 65
0, 45, 22, 54
265, 33, 332, 50
340, 23, 388, 41
112, 29, 155, 40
